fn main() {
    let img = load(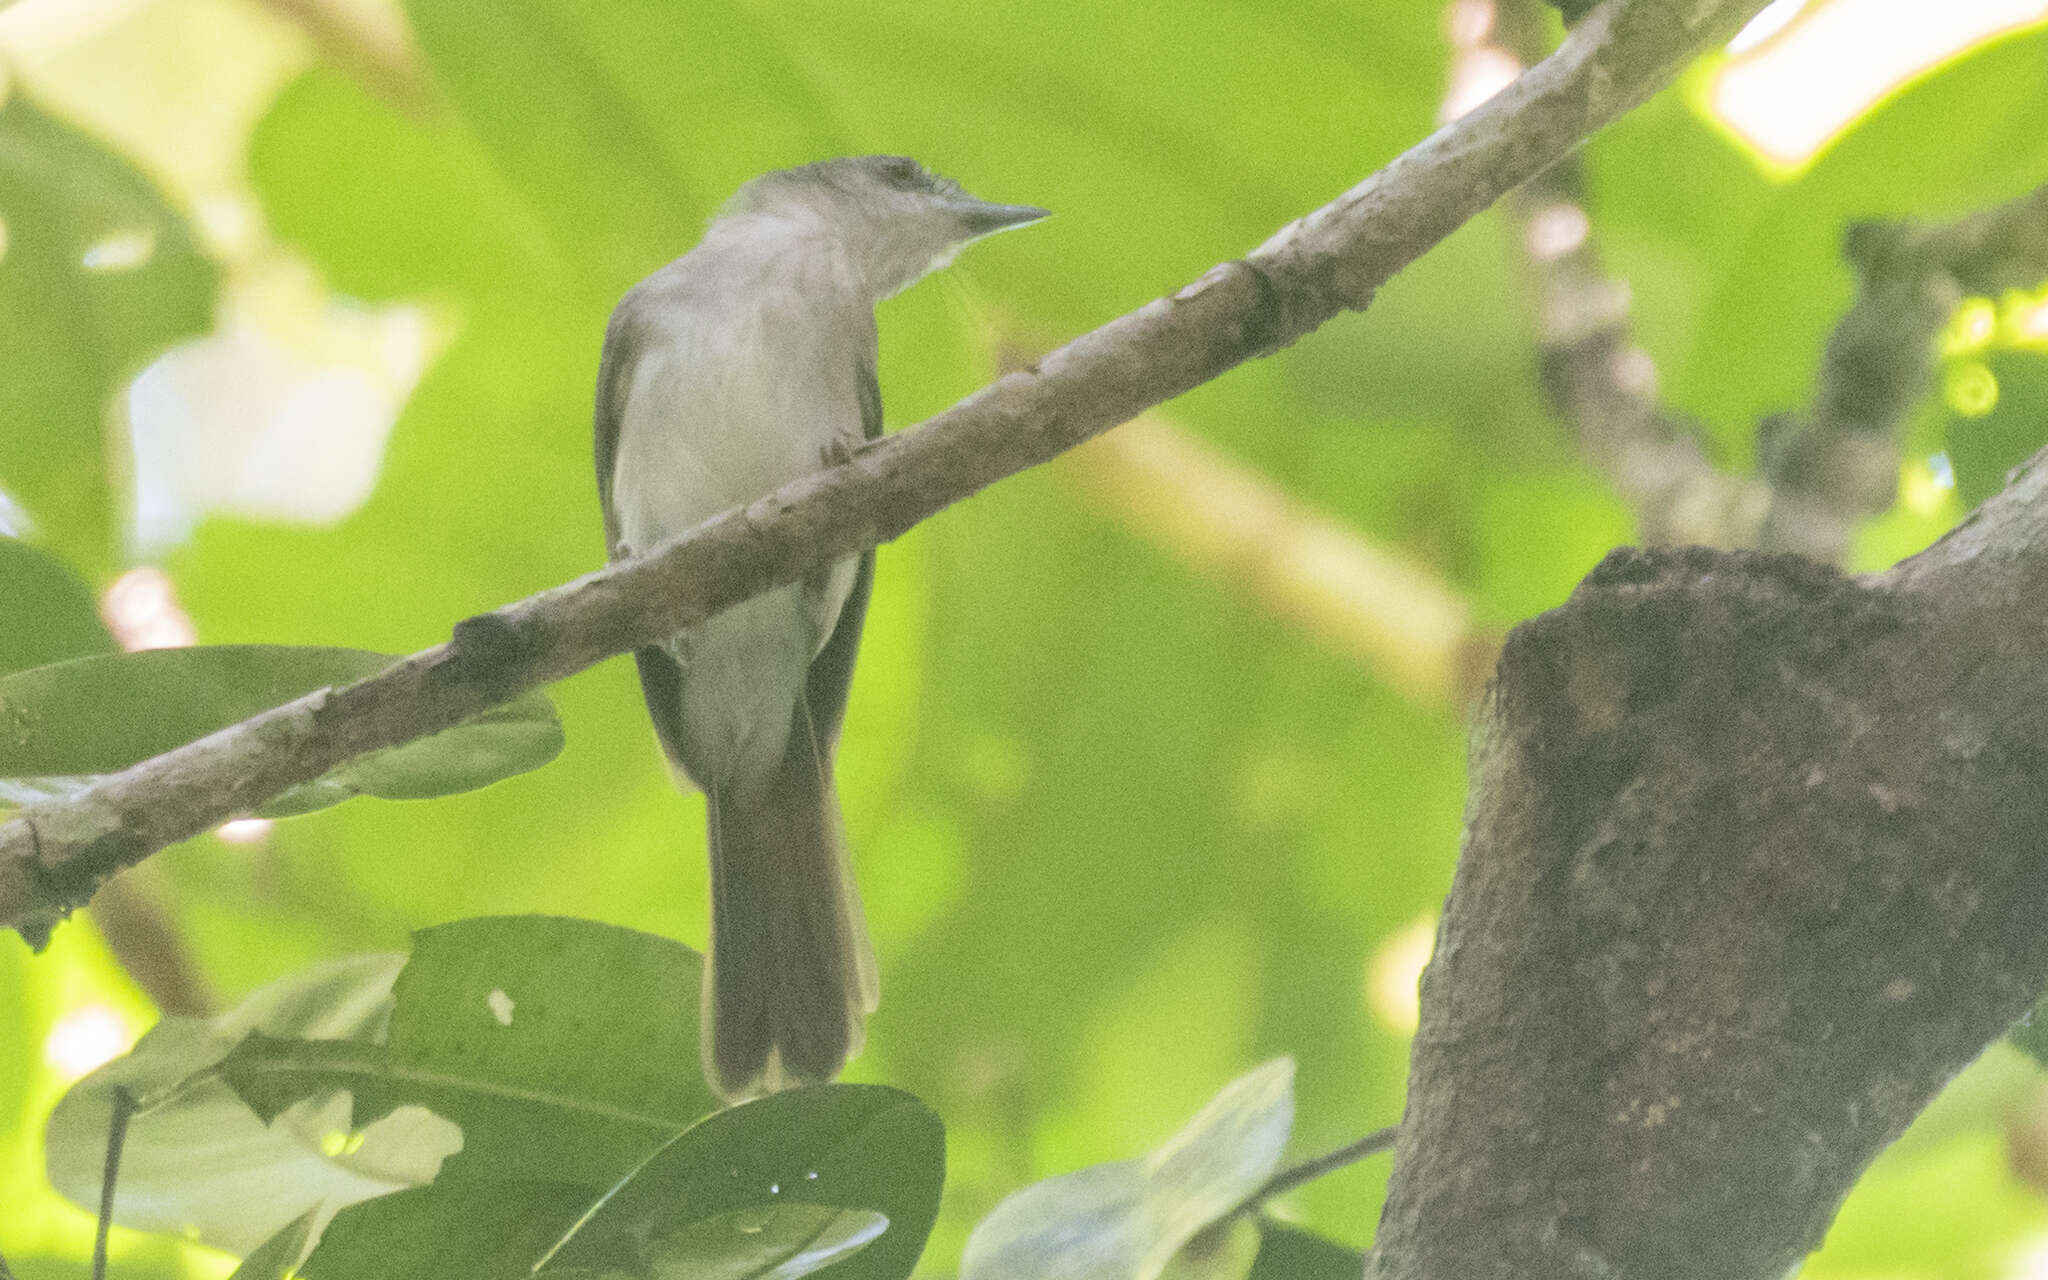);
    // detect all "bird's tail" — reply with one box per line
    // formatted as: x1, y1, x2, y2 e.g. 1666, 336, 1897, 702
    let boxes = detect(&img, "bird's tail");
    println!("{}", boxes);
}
702, 704, 877, 1101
